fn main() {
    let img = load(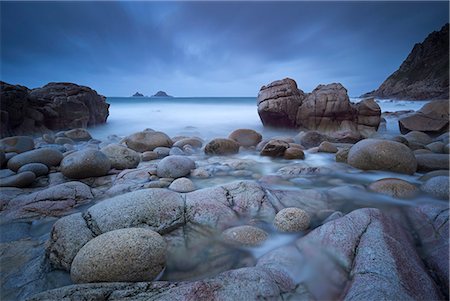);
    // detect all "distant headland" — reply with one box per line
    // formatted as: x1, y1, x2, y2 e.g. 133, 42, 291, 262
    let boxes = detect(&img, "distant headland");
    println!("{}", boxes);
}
151, 91, 172, 98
